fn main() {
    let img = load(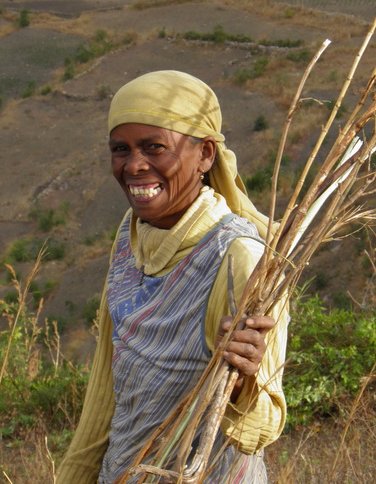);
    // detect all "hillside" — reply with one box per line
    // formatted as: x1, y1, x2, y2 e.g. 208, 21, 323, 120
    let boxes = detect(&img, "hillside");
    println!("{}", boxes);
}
0, 1, 375, 482
1, 0, 374, 361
